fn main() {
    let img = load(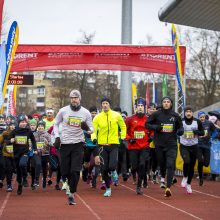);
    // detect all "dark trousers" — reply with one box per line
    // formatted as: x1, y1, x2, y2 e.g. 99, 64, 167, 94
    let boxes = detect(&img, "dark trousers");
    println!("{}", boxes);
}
30, 154, 41, 184
15, 154, 29, 184
129, 148, 150, 187
41, 155, 49, 182
156, 145, 177, 188
117, 142, 128, 176
99, 145, 118, 189
4, 157, 14, 185
197, 147, 210, 179
0, 154, 4, 181
60, 143, 84, 193
180, 144, 197, 184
